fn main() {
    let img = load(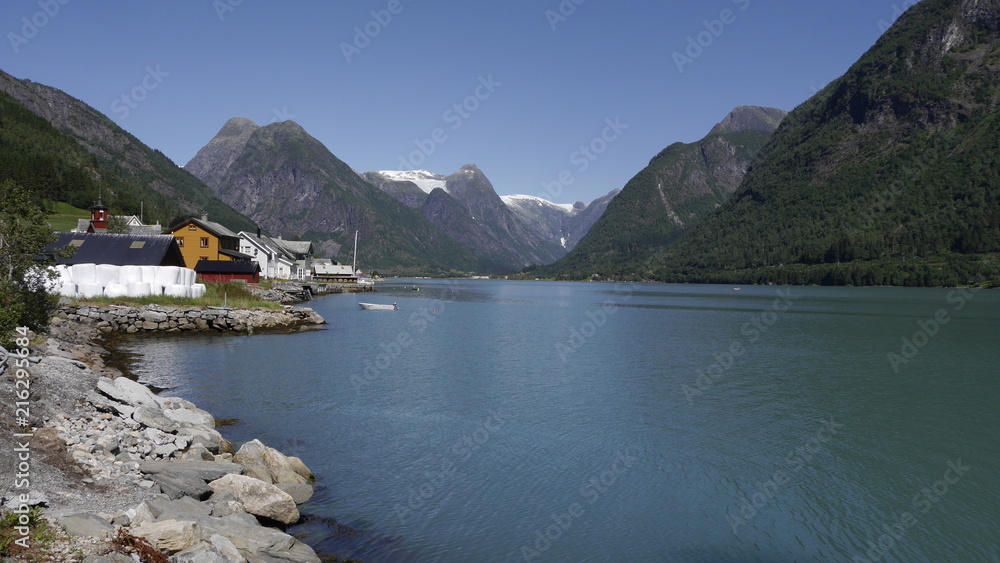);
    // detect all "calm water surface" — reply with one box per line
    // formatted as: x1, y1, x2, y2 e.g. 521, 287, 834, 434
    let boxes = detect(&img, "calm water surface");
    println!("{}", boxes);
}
122, 281, 1000, 562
